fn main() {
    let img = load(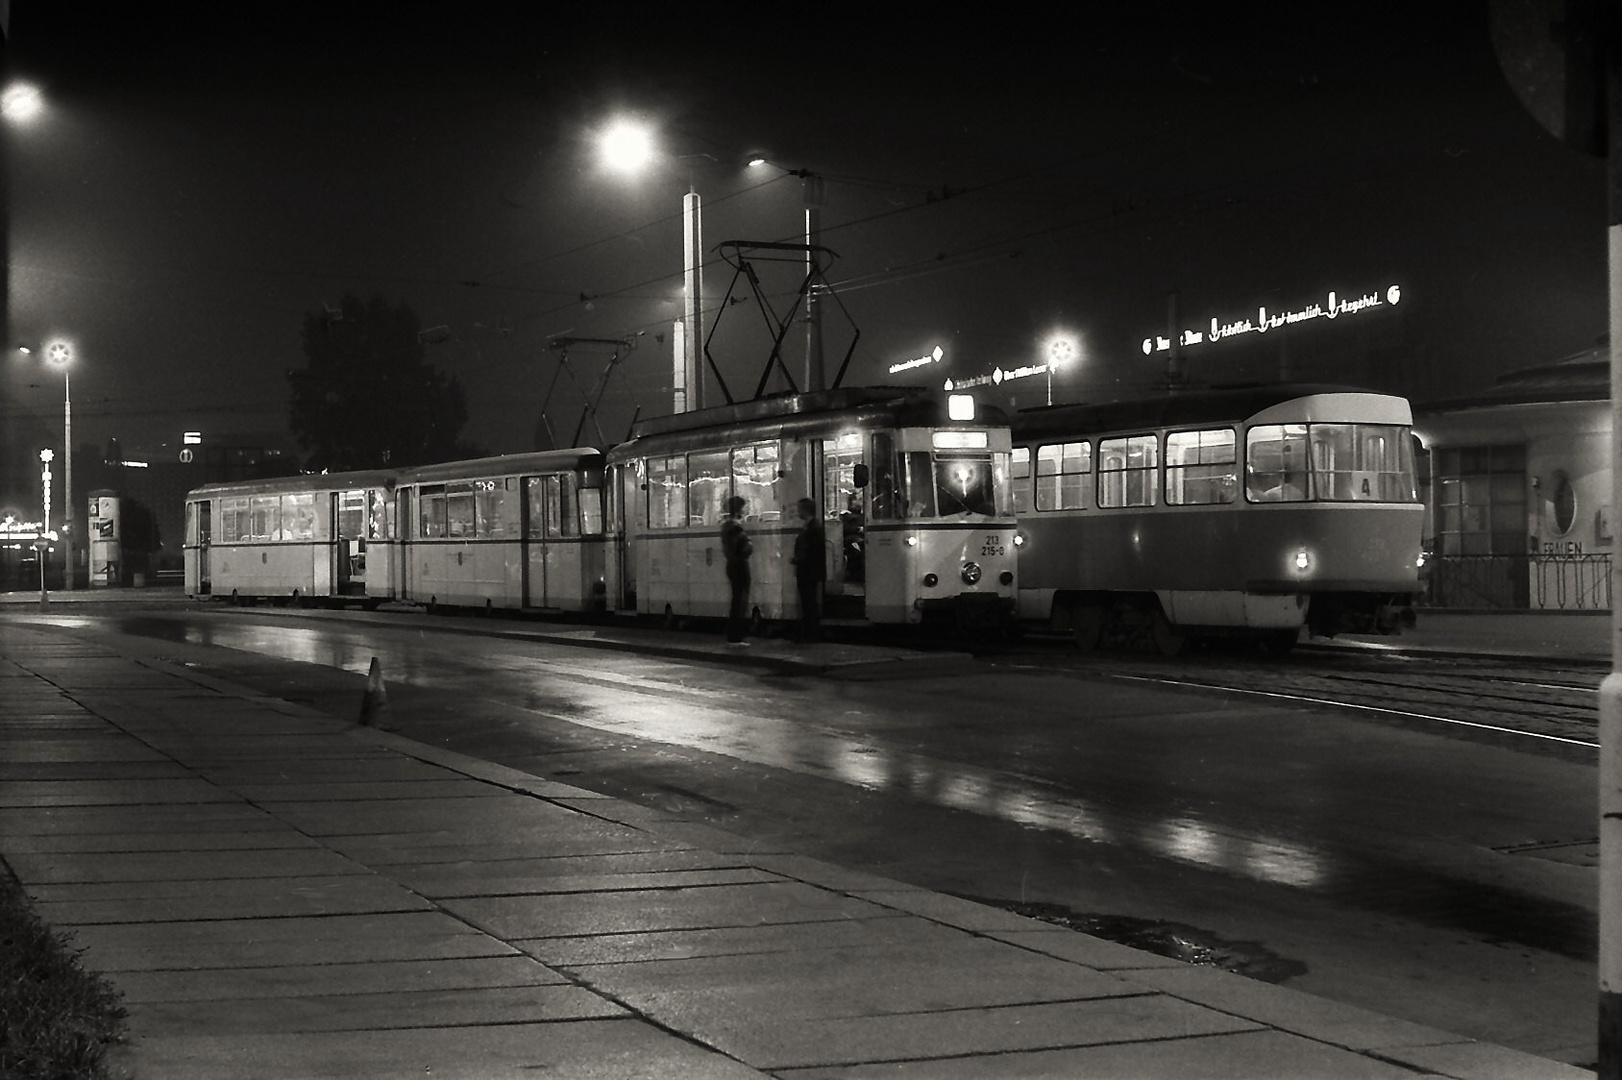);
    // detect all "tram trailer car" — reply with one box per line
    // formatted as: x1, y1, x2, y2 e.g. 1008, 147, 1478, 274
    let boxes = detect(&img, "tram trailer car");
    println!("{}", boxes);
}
395, 449, 606, 613
1010, 385, 1423, 653
184, 469, 402, 606
605, 387, 1019, 630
